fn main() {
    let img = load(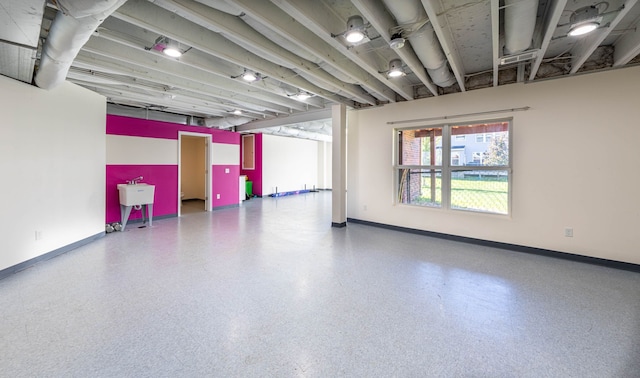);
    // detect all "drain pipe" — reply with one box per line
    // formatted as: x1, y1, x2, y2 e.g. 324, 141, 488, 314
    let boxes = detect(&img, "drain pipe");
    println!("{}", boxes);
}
504, 0, 538, 55
35, 0, 127, 90
382, 0, 456, 87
